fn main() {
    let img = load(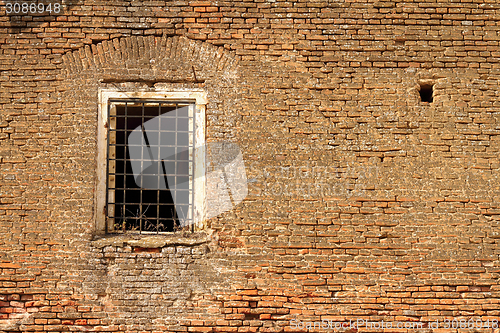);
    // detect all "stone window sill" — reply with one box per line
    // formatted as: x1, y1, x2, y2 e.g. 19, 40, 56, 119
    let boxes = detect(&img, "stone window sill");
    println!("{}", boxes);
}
91, 232, 210, 249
